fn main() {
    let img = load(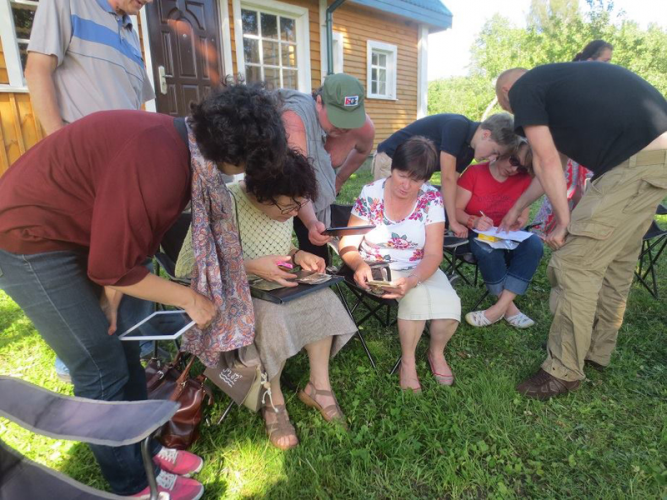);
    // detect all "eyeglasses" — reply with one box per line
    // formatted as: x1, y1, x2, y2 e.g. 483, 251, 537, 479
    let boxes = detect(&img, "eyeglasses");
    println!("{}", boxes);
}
271, 199, 305, 215
508, 155, 528, 172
